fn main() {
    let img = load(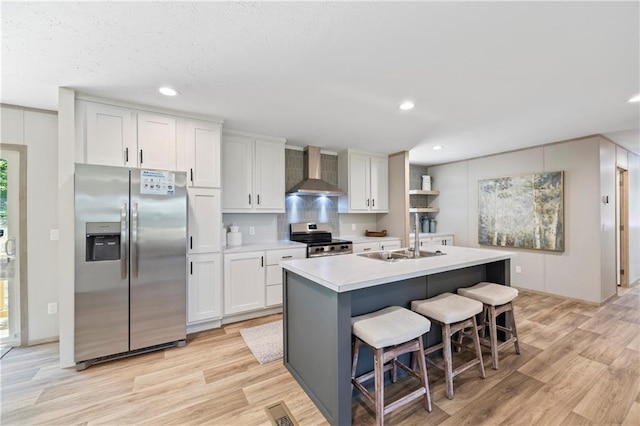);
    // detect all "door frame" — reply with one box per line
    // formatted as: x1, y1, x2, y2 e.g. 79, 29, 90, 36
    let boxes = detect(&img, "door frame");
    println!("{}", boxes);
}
0, 143, 28, 346
616, 167, 629, 287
